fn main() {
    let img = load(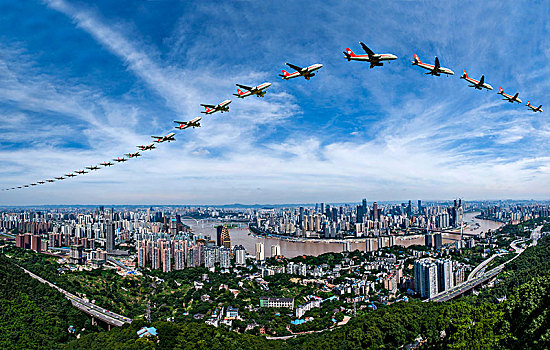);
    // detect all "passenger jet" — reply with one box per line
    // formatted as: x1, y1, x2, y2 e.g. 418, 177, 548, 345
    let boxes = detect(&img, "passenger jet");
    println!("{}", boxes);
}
343, 42, 397, 68
152, 132, 176, 143
201, 100, 231, 114
174, 117, 202, 130
526, 101, 543, 113
498, 87, 522, 103
233, 83, 272, 98
460, 70, 493, 90
412, 55, 454, 76
279, 63, 323, 80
